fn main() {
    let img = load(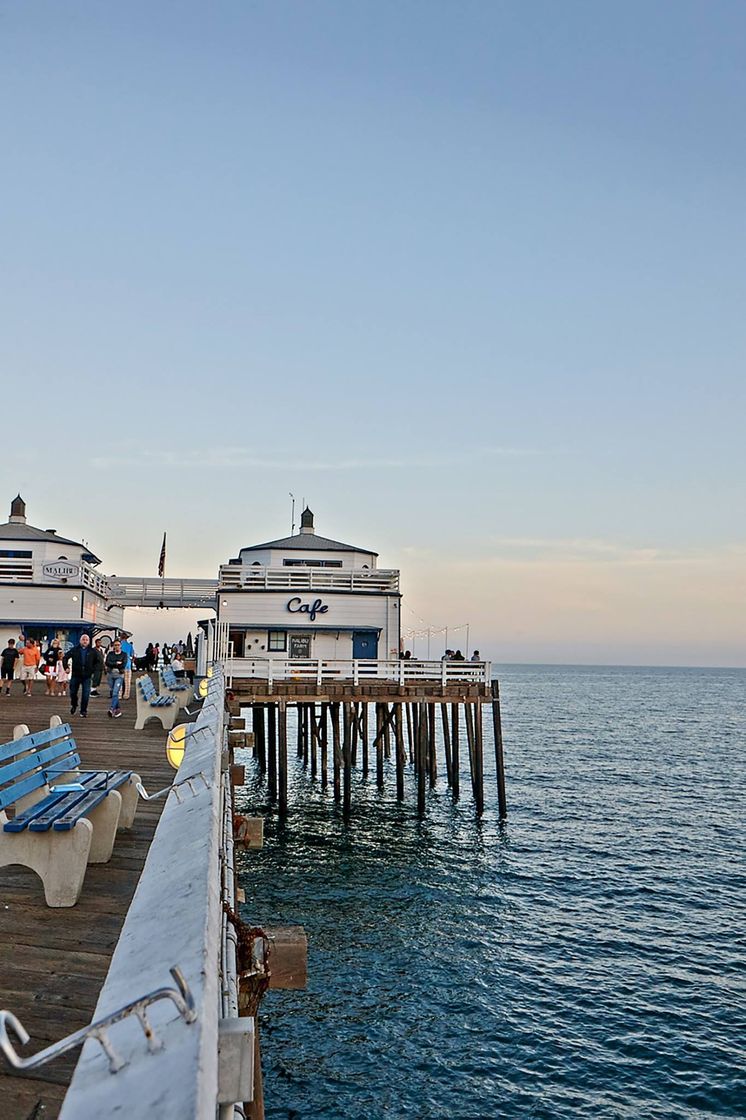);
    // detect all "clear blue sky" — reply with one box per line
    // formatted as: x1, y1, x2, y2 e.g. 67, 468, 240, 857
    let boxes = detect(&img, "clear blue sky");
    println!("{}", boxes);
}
2, 1, 744, 664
